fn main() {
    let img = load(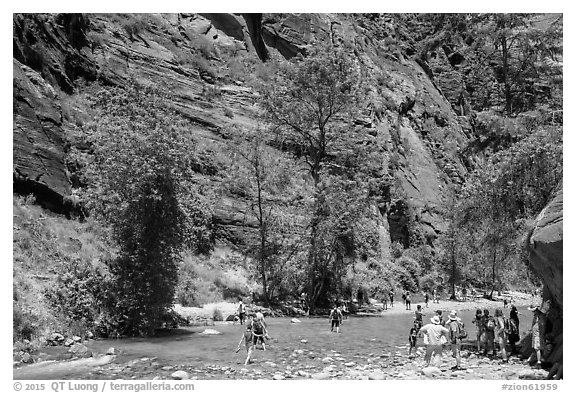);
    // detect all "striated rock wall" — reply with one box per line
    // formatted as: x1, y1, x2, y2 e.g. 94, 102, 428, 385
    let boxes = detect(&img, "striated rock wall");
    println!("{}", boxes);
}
526, 187, 562, 370
13, 13, 474, 251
